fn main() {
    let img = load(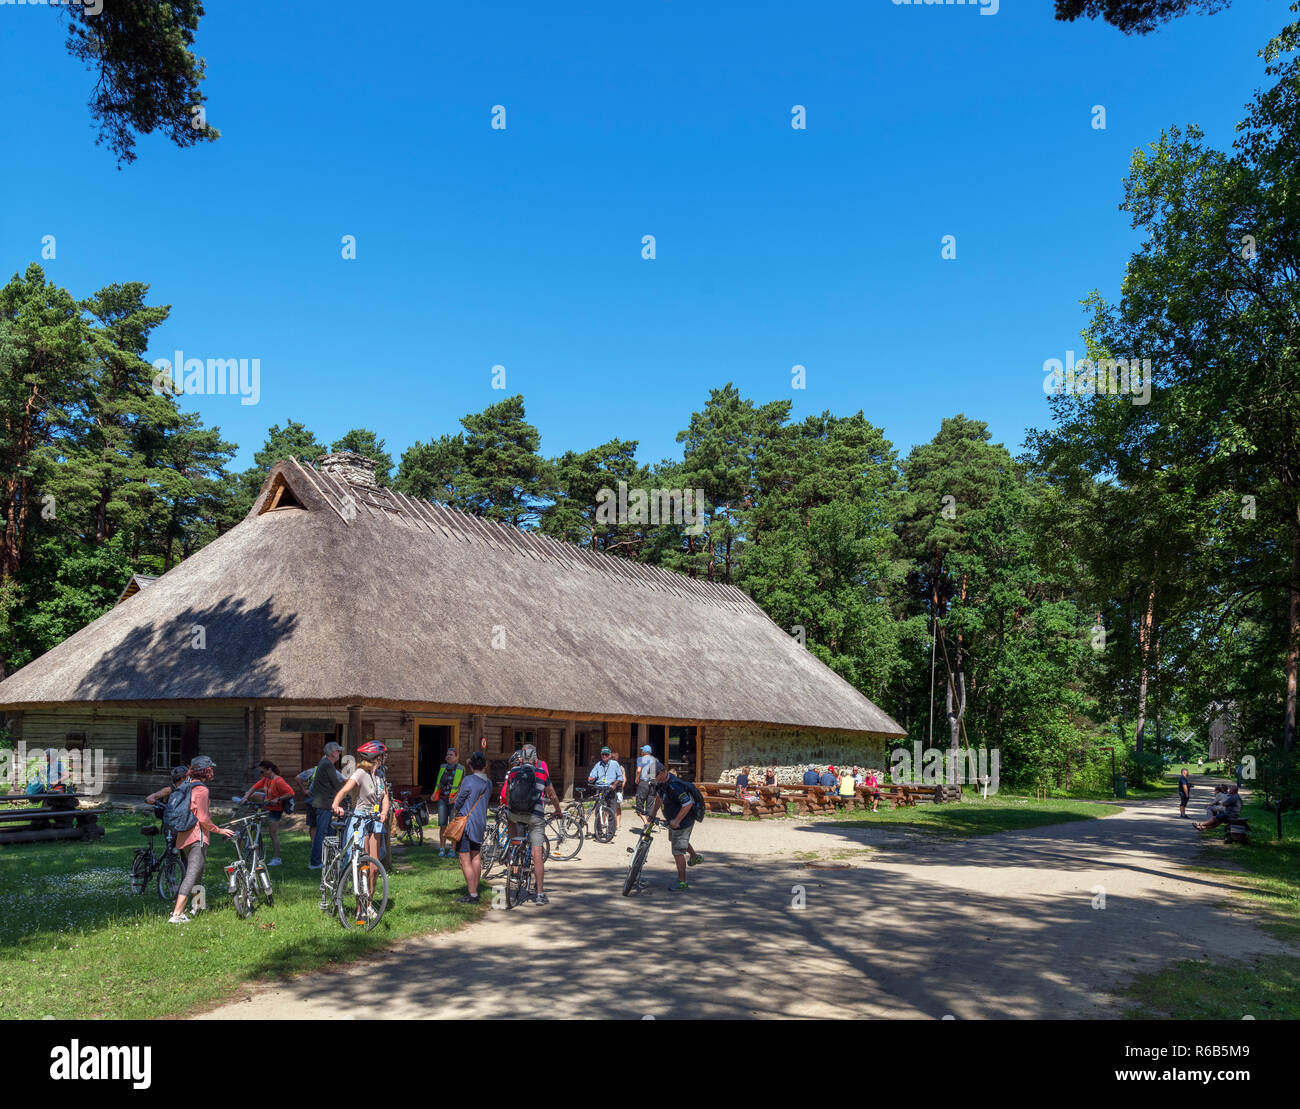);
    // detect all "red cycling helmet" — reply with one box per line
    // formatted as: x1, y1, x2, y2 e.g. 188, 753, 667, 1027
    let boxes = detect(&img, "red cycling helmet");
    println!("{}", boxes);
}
356, 741, 388, 758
